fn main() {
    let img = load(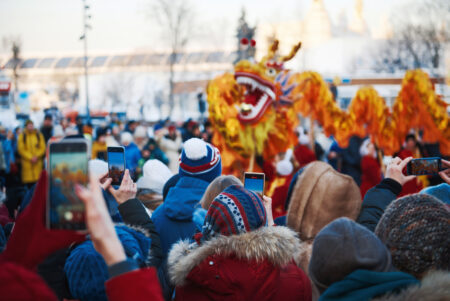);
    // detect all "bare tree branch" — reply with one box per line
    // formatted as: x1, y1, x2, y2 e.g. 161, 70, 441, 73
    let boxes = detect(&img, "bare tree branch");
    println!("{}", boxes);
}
372, 0, 449, 74
146, 0, 195, 118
